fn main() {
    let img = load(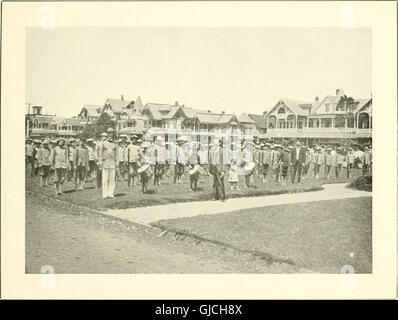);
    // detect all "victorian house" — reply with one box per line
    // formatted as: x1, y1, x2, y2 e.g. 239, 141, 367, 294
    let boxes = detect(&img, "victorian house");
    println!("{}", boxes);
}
78, 104, 102, 124
25, 106, 58, 138
265, 88, 372, 143
102, 95, 135, 121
